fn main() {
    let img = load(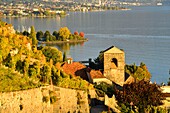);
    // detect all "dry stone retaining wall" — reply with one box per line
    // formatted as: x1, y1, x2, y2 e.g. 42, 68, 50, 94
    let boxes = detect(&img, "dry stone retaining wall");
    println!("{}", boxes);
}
53, 86, 89, 113
0, 86, 53, 113
0, 85, 89, 113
